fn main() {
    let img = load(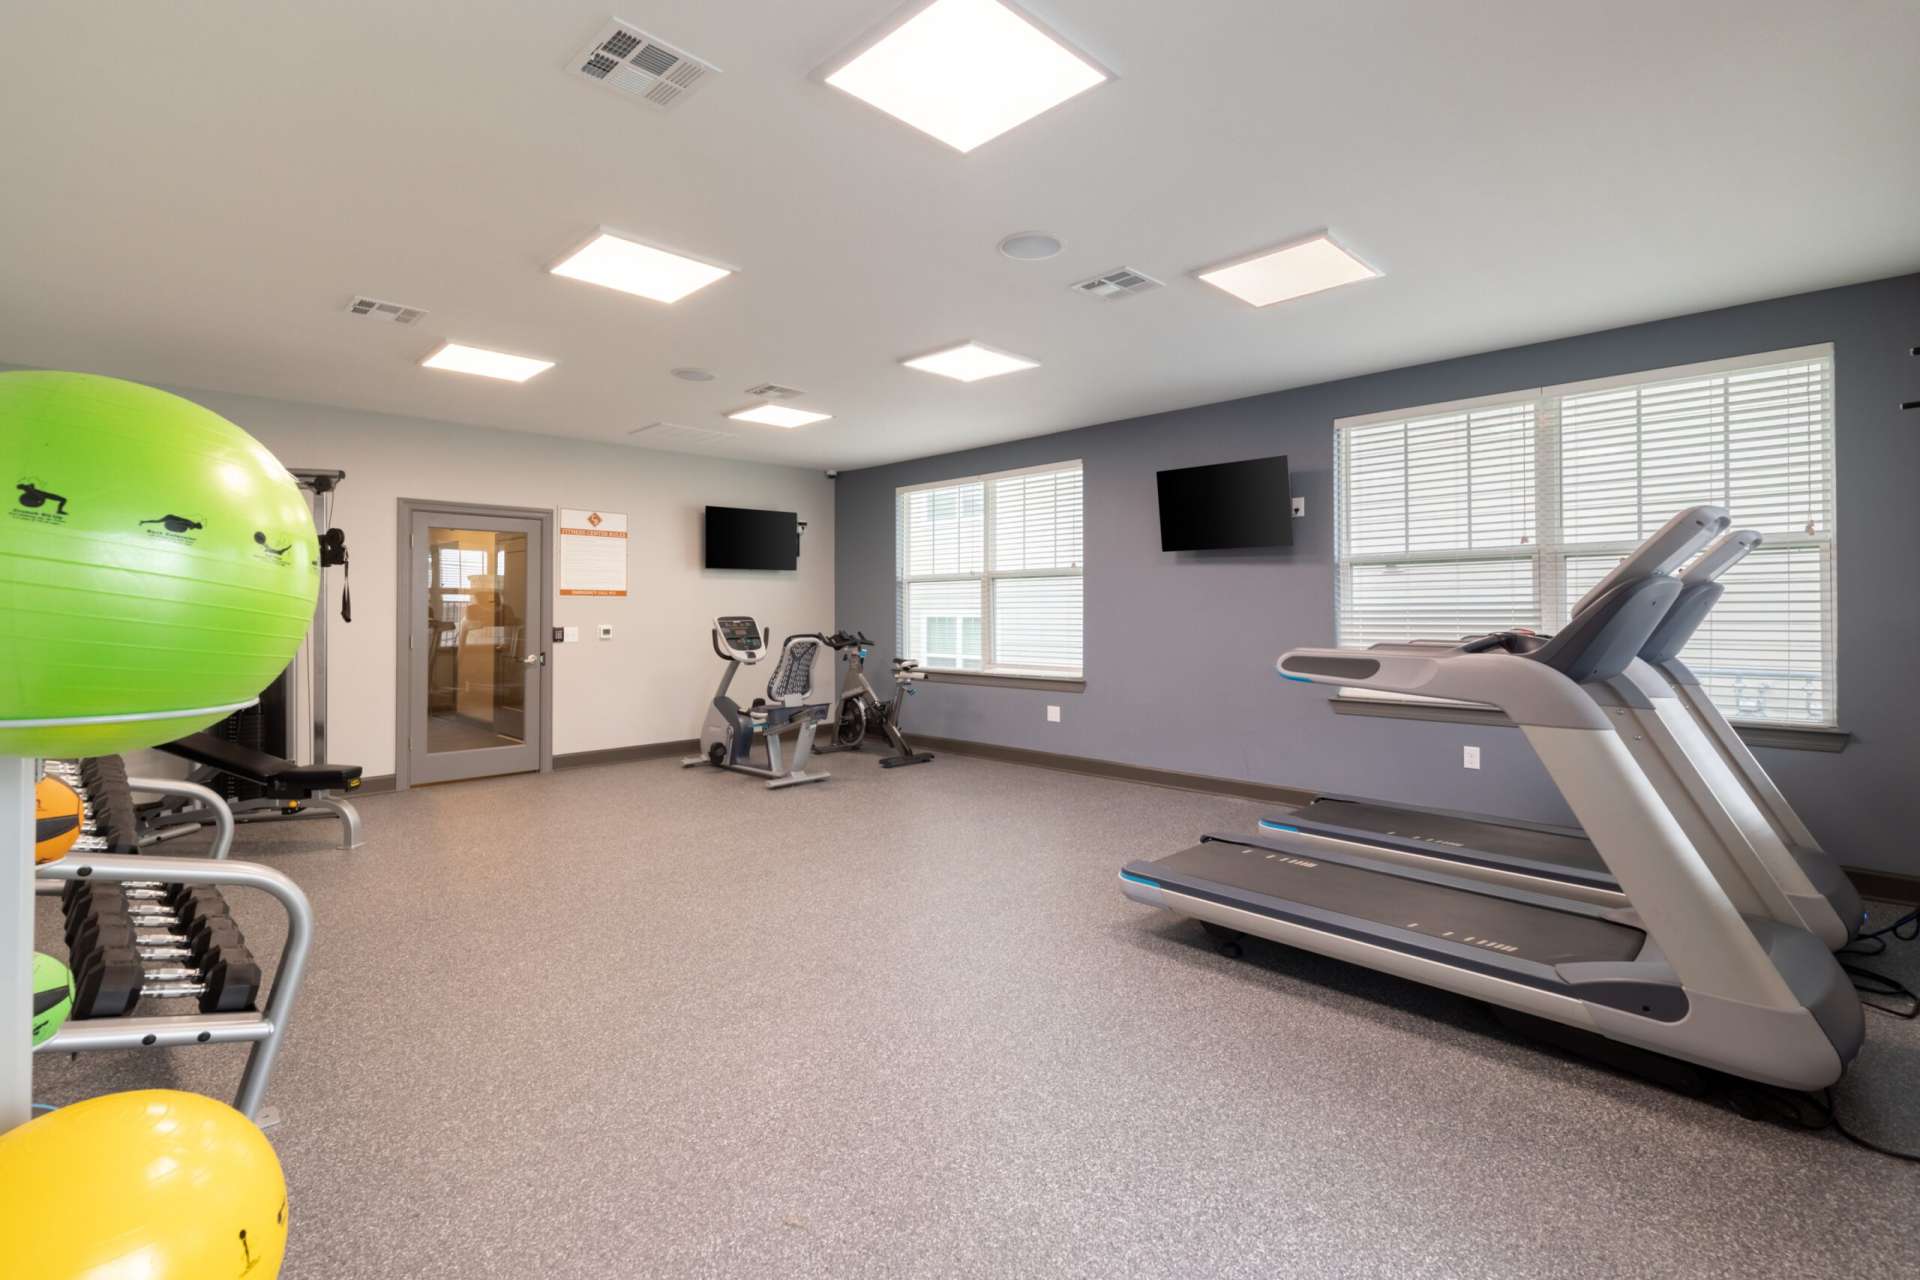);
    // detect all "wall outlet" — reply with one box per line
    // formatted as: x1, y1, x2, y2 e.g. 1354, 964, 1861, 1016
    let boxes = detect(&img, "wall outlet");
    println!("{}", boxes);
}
1463, 745, 1481, 770
1291, 496, 1306, 518
598, 624, 614, 640
1047, 705, 1061, 723
563, 626, 581, 643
